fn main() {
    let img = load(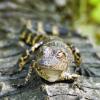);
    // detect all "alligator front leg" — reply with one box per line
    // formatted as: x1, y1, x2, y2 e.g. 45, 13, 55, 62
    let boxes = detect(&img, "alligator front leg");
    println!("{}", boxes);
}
18, 41, 43, 72
11, 41, 43, 76
60, 71, 80, 81
60, 71, 85, 92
